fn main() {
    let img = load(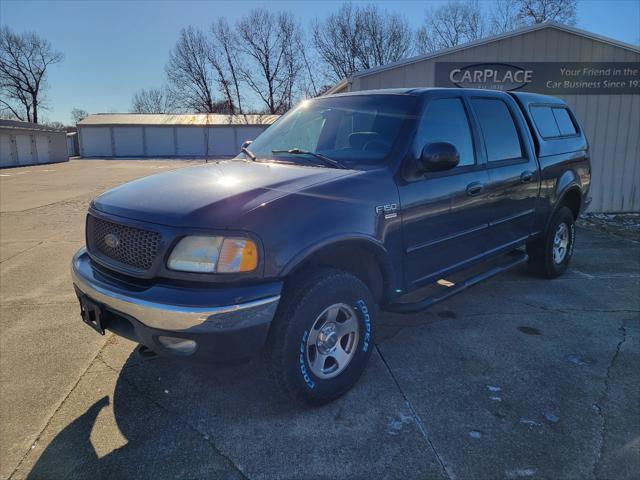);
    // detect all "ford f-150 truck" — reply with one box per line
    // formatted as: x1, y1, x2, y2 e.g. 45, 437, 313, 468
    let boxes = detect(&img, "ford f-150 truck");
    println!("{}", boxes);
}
72, 88, 590, 404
